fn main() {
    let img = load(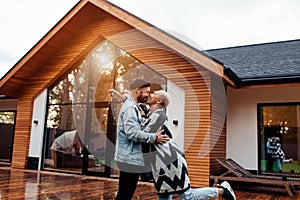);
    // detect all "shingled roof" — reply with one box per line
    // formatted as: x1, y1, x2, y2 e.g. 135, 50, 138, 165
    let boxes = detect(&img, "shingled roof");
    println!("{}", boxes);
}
206, 39, 300, 86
